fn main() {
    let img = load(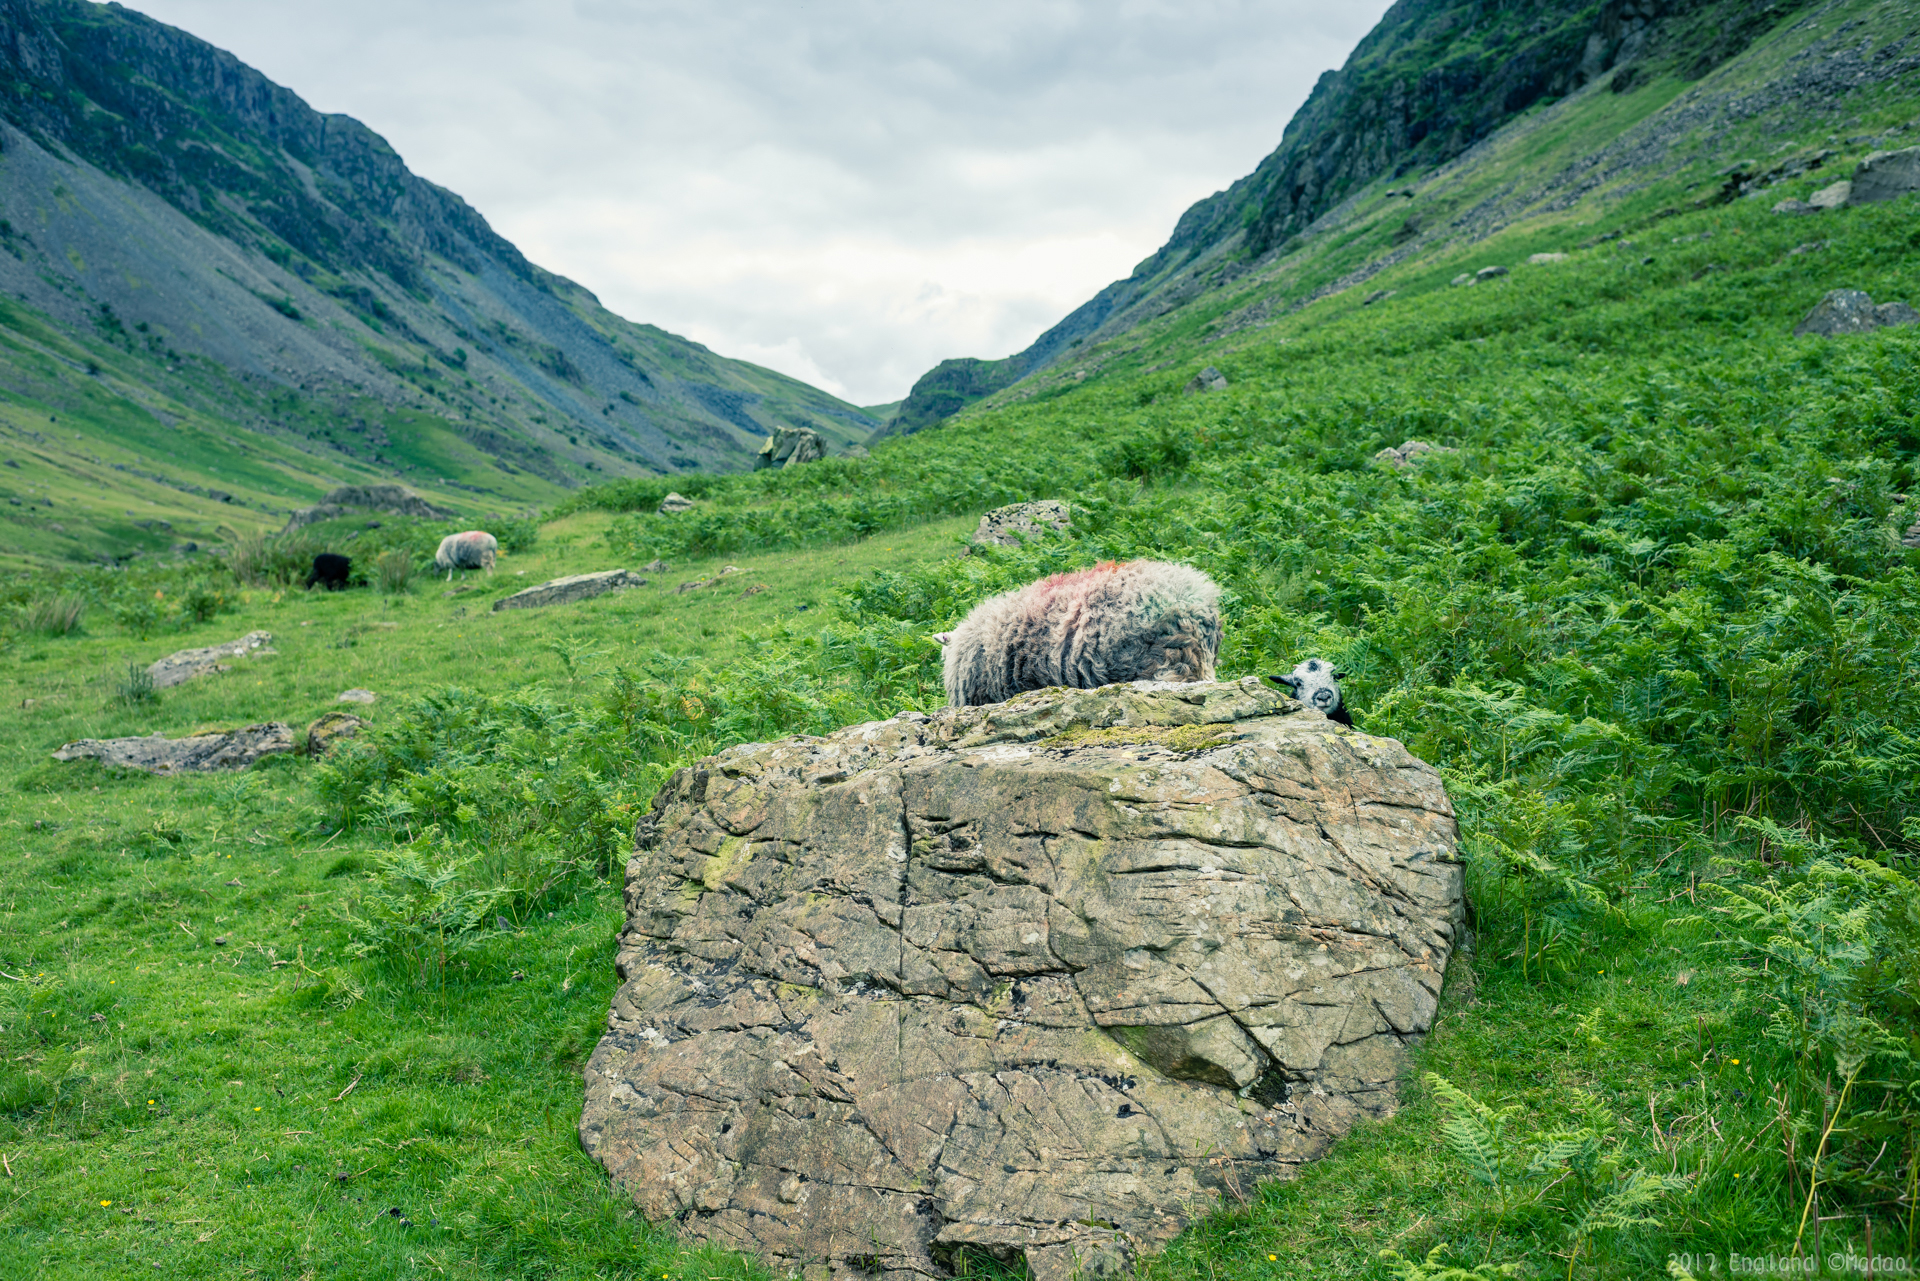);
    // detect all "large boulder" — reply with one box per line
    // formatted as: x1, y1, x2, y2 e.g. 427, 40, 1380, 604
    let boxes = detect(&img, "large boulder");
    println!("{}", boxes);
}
284, 484, 454, 531
971, 500, 1071, 548
492, 569, 648, 612
54, 723, 295, 773
755, 426, 828, 471
146, 630, 274, 689
581, 677, 1464, 1281
1848, 147, 1920, 204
